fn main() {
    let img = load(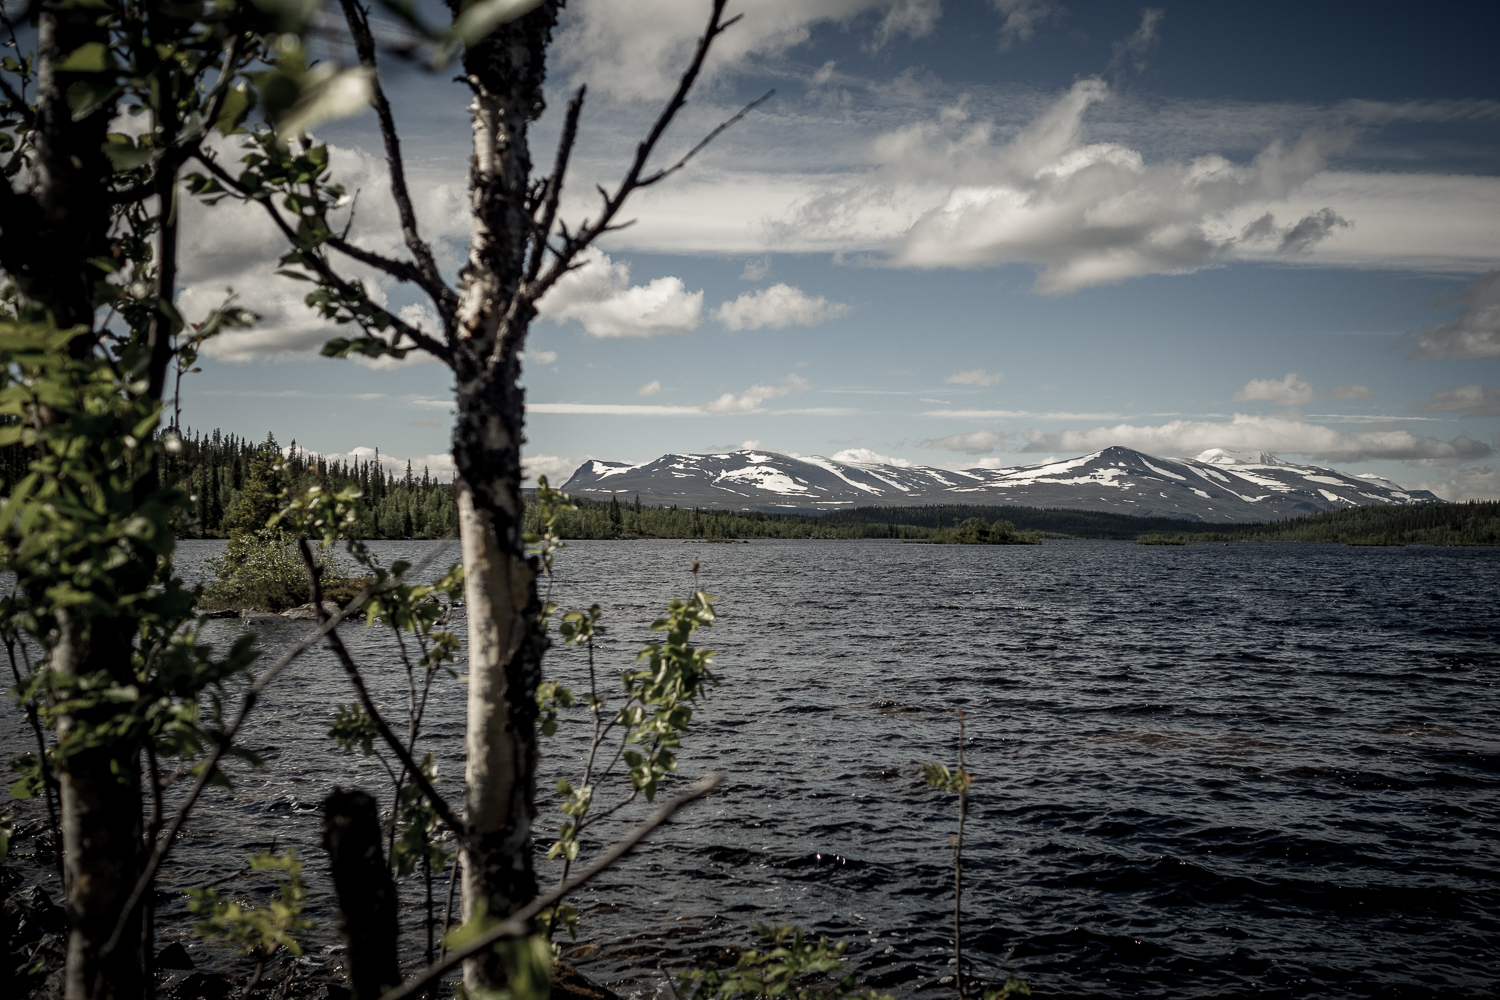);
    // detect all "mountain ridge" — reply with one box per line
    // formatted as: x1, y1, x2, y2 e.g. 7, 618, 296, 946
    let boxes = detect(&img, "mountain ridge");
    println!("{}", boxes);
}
559, 446, 1441, 523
